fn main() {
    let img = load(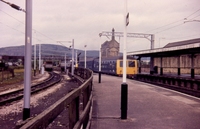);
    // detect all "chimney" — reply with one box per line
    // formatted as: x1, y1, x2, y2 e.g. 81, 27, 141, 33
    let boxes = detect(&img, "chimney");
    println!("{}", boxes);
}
112, 28, 115, 40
